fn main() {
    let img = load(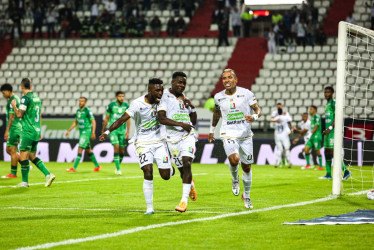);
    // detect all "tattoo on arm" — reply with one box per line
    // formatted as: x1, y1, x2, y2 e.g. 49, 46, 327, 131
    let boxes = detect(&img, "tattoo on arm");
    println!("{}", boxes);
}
7, 113, 15, 131
212, 108, 221, 126
250, 103, 262, 118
